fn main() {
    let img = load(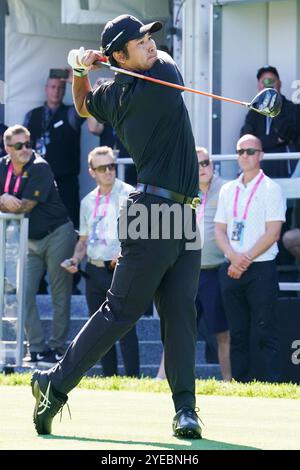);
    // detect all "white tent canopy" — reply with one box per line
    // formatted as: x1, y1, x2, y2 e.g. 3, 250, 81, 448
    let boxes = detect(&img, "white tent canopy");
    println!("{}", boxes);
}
8, 0, 99, 39
5, 0, 170, 198
61, 0, 169, 25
